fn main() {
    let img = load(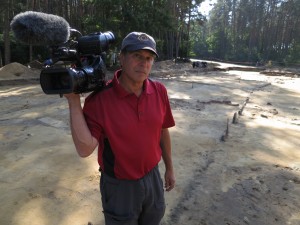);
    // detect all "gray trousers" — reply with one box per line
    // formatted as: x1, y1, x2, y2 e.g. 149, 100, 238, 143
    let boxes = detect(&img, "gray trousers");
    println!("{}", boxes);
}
100, 165, 165, 225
